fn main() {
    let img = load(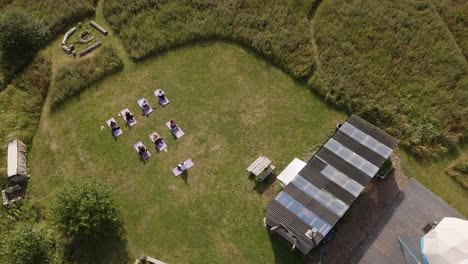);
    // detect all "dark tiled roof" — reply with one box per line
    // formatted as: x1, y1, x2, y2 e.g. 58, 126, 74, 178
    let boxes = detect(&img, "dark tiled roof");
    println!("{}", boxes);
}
266, 115, 398, 254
